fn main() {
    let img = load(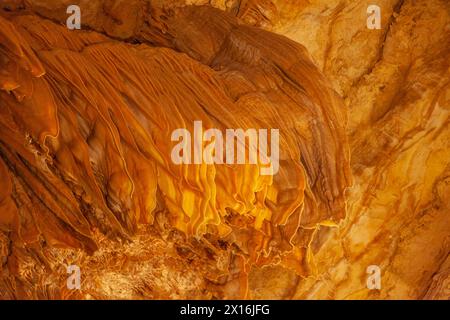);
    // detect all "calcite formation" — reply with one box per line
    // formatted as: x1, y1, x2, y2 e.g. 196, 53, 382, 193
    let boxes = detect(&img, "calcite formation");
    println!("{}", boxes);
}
0, 0, 448, 300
